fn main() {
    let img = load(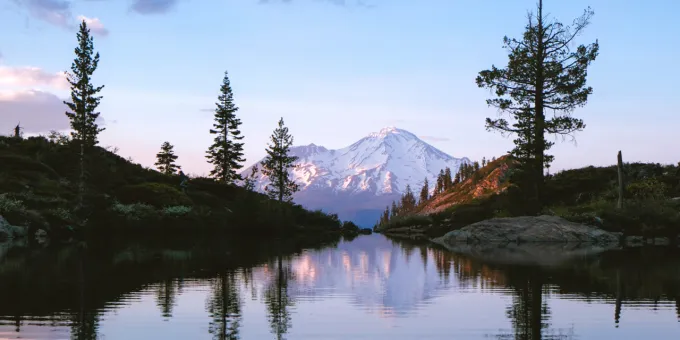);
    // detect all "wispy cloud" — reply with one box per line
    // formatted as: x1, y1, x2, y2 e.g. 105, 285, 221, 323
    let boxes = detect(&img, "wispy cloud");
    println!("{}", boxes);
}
12, 0, 109, 35
19, 0, 71, 28
0, 65, 69, 89
129, 0, 178, 15
419, 135, 451, 142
